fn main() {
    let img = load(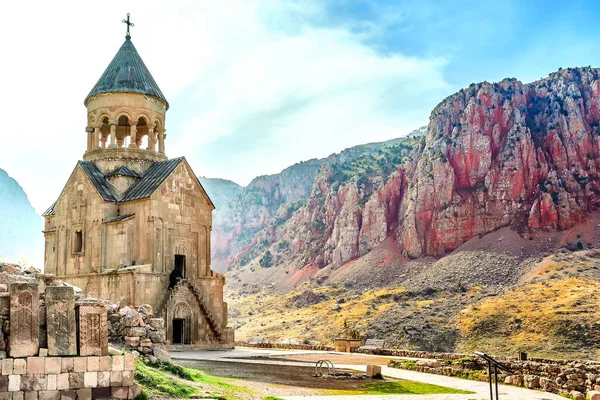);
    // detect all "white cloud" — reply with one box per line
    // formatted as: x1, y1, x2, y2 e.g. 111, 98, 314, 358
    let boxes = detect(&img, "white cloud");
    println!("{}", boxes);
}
0, 0, 450, 214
